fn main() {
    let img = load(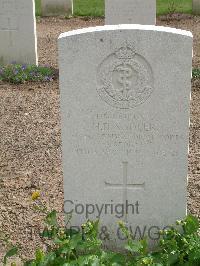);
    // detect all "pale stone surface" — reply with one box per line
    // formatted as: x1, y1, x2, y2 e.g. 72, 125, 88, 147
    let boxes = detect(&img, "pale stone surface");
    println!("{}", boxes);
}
59, 25, 192, 247
105, 0, 156, 25
0, 0, 37, 65
193, 0, 200, 14
41, 0, 73, 16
